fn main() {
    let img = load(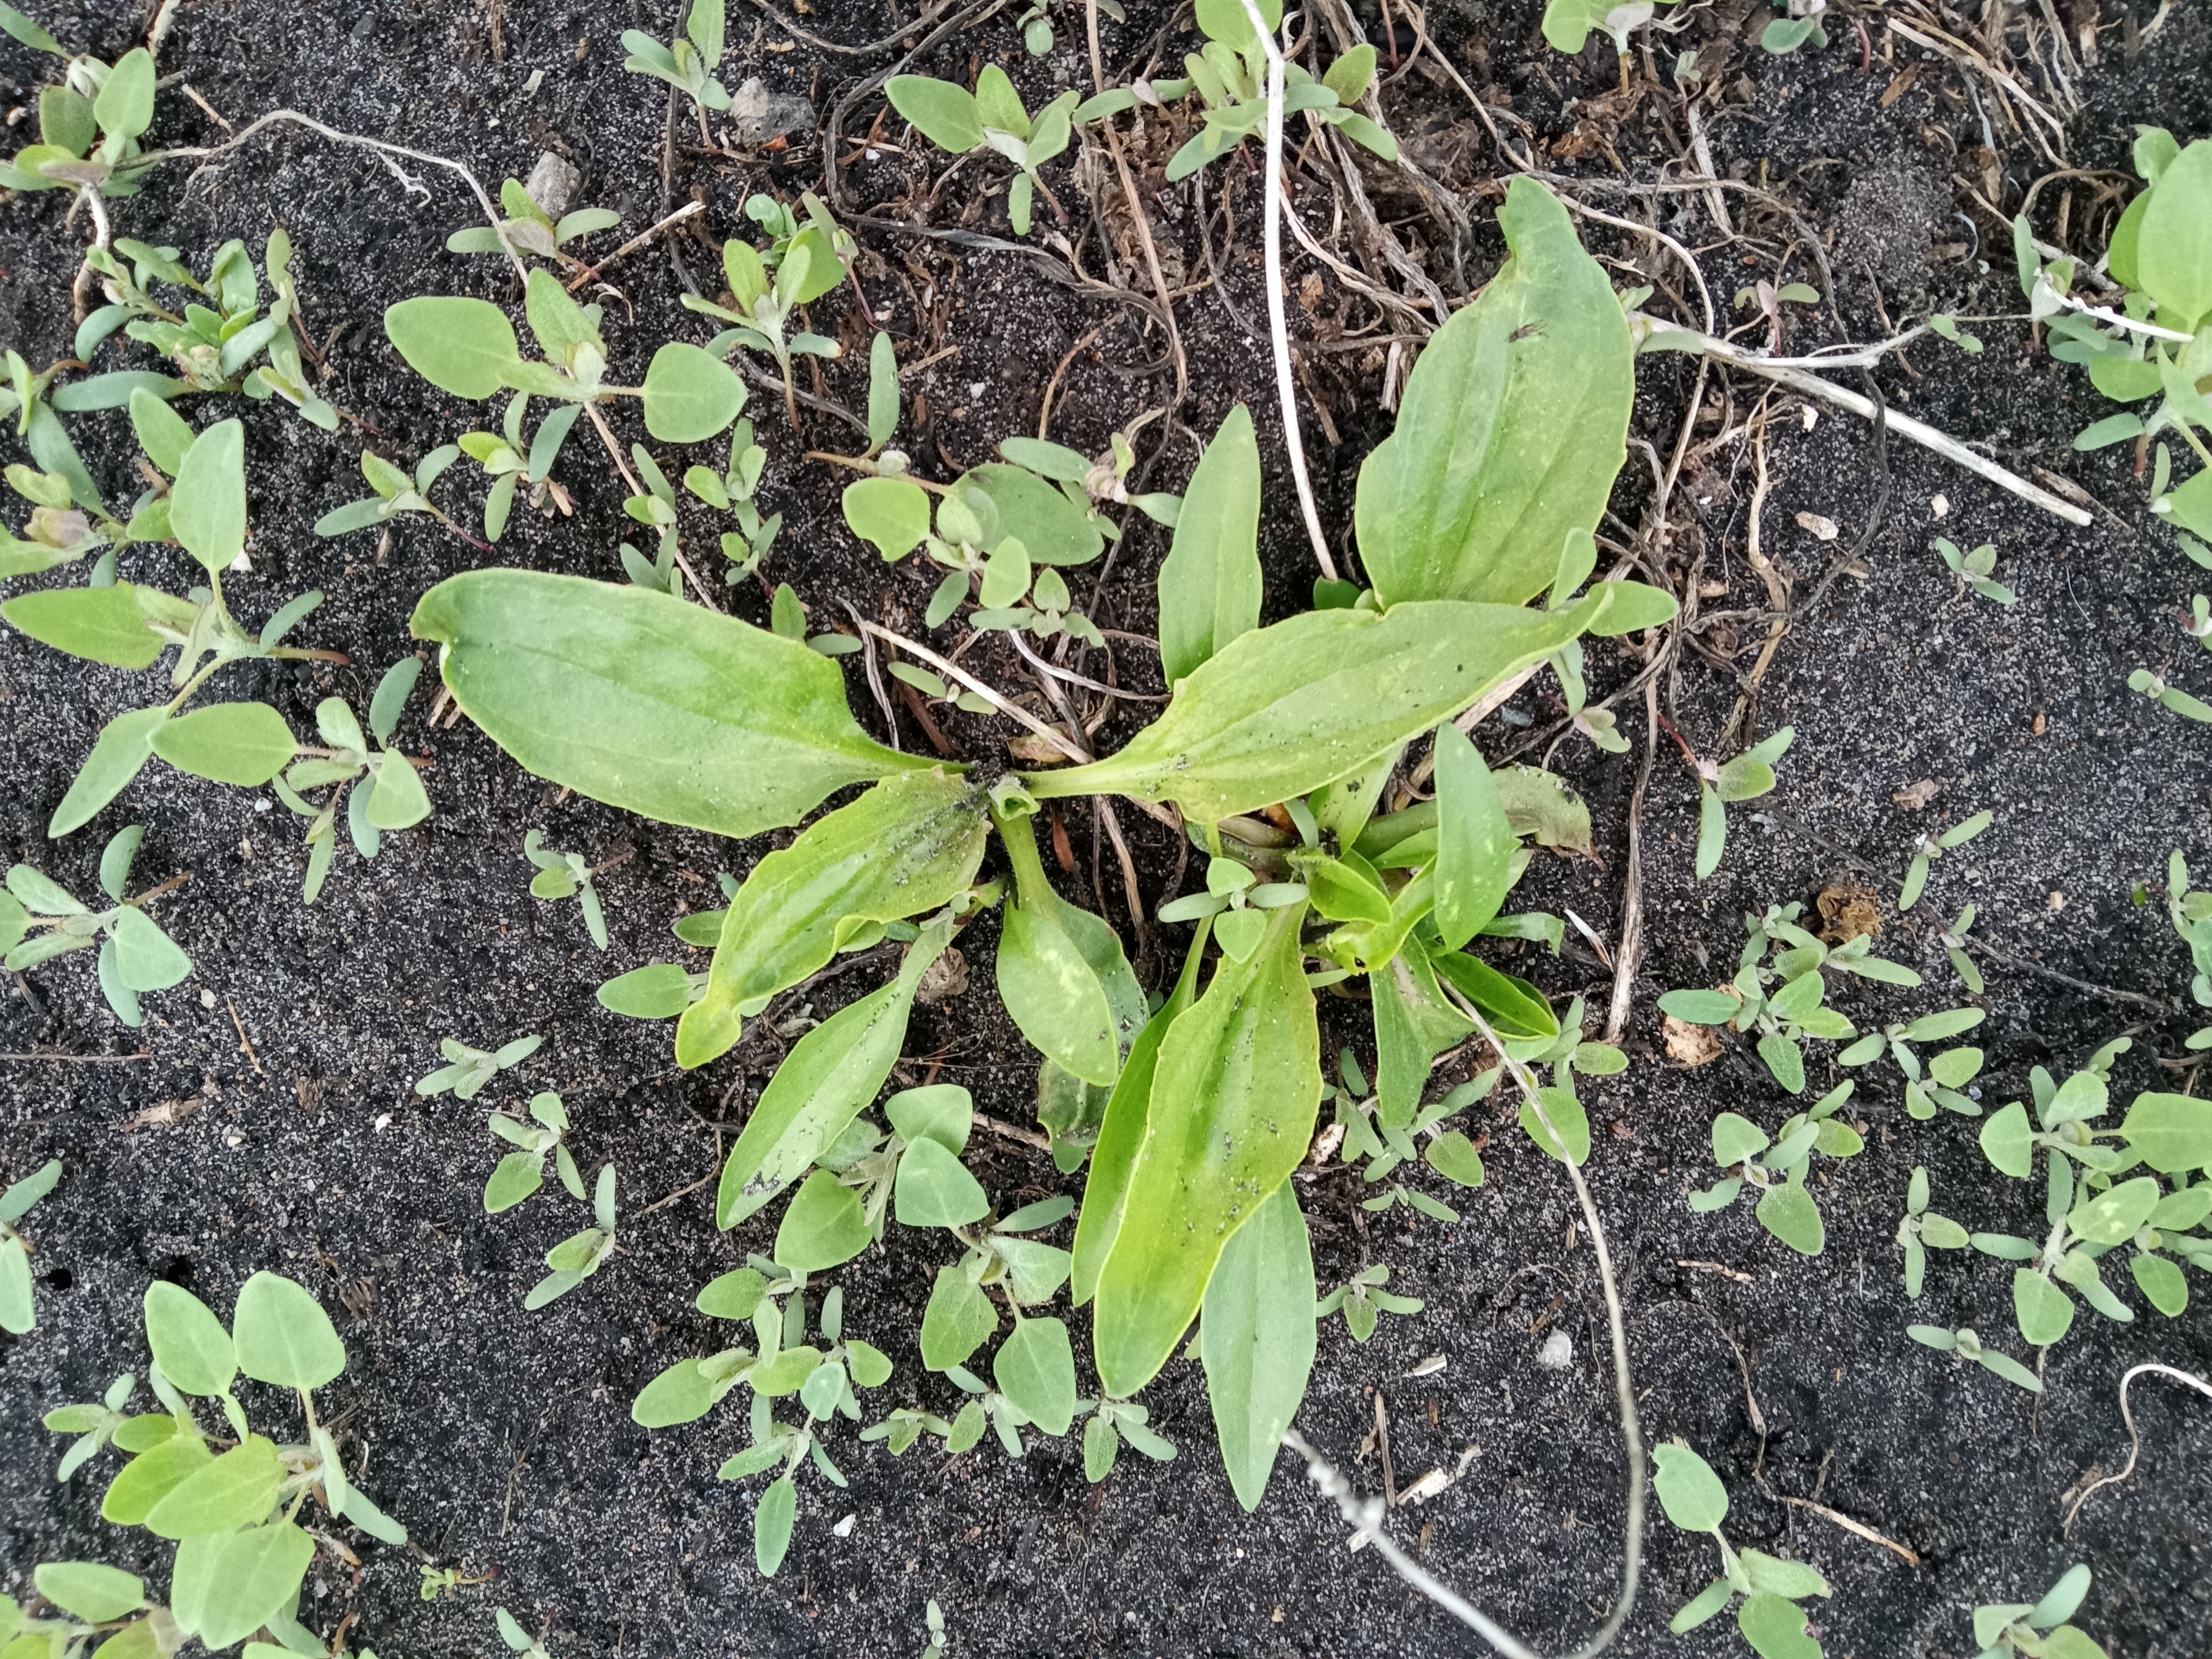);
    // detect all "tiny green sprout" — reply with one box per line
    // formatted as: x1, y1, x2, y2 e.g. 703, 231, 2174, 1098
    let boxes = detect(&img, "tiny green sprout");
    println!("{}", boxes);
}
414, 1032, 544, 1100
271, 659, 434, 904
1939, 903, 1984, 993
1897, 1166, 1970, 1297
1159, 854, 1309, 965
418, 1561, 492, 1602
523, 830, 621, 950
1935, 537, 2016, 605
621, 0, 730, 116
40, 1272, 408, 1652
1320, 1051, 1494, 1218
1970, 1563, 2106, 1659
1317, 1263, 1423, 1343
495, 1607, 555, 1659
1732, 280, 1822, 352
885, 69, 1080, 234
527, 1163, 619, 1309
1689, 1083, 1862, 1255
683, 418, 780, 582
1016, 1, 1053, 53
1689, 725, 1793, 881
312, 444, 490, 550
1906, 1324, 2043, 1393
1927, 313, 1984, 355
449, 175, 620, 268
1652, 1439, 1834, 1657
1837, 1004, 1988, 1119
485, 1092, 585, 1213
921, 1597, 948, 1659
1760, 0, 1829, 55
1, 829, 190, 1027
682, 193, 848, 430
2129, 666, 2212, 723
0, 1159, 64, 1334
1899, 808, 1993, 909
1074, 1394, 1177, 1481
